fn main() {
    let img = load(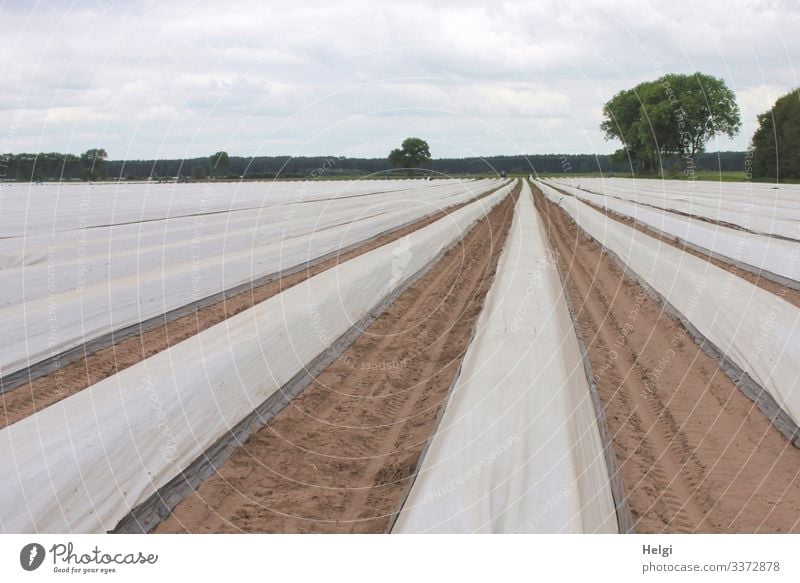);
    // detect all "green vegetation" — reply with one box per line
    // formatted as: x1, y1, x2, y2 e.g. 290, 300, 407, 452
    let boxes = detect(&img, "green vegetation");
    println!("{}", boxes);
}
0, 149, 108, 181
751, 88, 800, 180
0, 151, 754, 182
207, 151, 231, 178
388, 137, 432, 176
601, 73, 741, 175
79, 148, 108, 181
